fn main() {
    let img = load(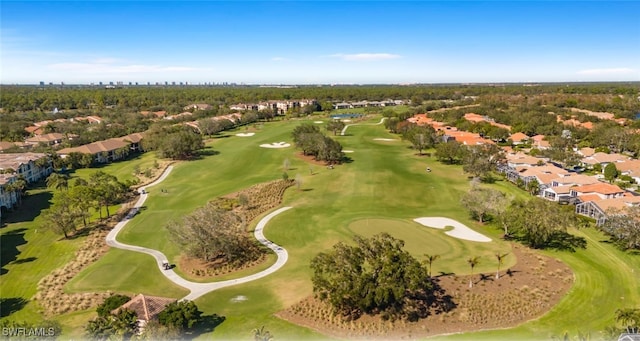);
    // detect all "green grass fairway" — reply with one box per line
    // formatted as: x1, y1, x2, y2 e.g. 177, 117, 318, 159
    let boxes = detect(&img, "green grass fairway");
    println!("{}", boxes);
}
6, 115, 639, 340
0, 187, 84, 322
347, 218, 515, 275
65, 249, 188, 297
